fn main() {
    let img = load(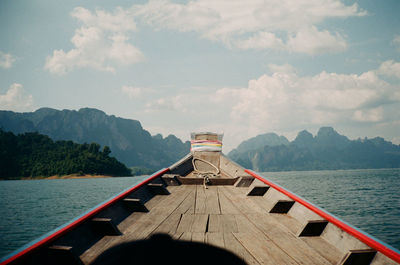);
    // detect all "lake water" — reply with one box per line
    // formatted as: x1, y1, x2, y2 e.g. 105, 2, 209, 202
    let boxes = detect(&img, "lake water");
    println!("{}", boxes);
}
0, 169, 399, 259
